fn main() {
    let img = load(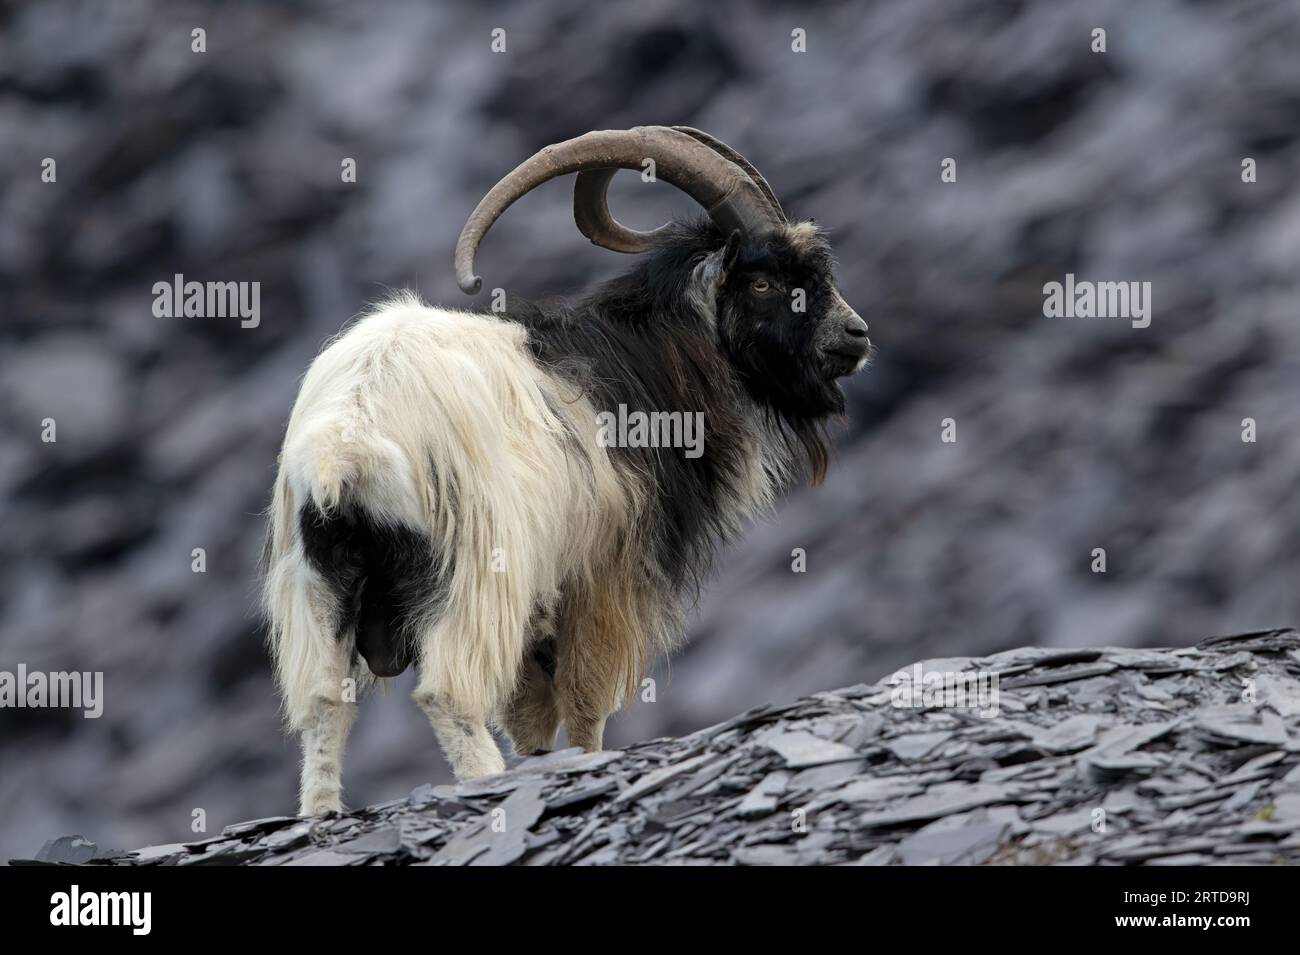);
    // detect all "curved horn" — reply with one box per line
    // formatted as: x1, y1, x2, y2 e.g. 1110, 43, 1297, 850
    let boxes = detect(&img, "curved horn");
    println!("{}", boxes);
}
455, 126, 782, 294
571, 167, 677, 254
669, 126, 787, 222
572, 127, 788, 256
